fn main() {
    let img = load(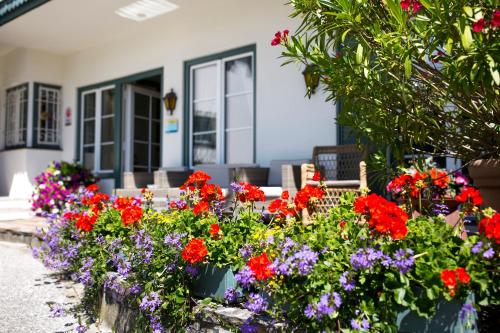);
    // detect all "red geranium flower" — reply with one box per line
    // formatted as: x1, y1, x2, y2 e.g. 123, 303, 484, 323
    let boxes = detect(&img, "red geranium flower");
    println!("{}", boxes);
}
478, 213, 500, 244
200, 183, 224, 202
209, 223, 221, 239
193, 201, 210, 216
312, 171, 321, 181
247, 253, 274, 280
430, 168, 449, 189
491, 10, 500, 28
181, 238, 208, 264
441, 269, 457, 288
237, 183, 266, 203
455, 187, 483, 206
281, 190, 289, 200
75, 213, 97, 232
86, 184, 99, 193
294, 184, 325, 210
440, 267, 471, 297
455, 267, 471, 284
182, 171, 211, 189
121, 205, 143, 226
473, 18, 486, 33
